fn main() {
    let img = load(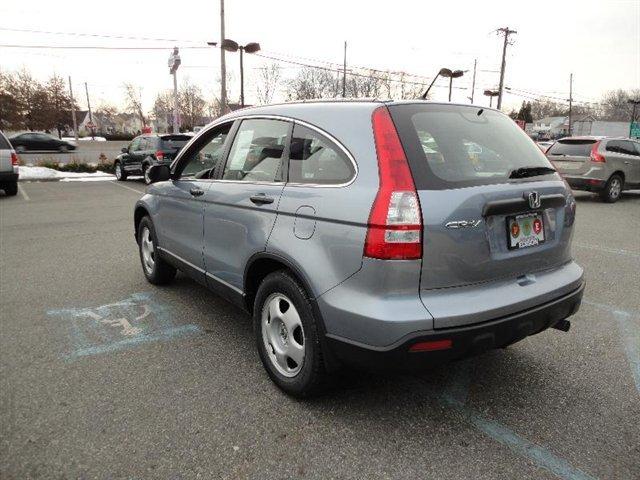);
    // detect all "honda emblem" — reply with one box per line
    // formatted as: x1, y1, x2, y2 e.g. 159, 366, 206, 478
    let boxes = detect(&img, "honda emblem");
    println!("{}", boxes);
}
528, 191, 541, 209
